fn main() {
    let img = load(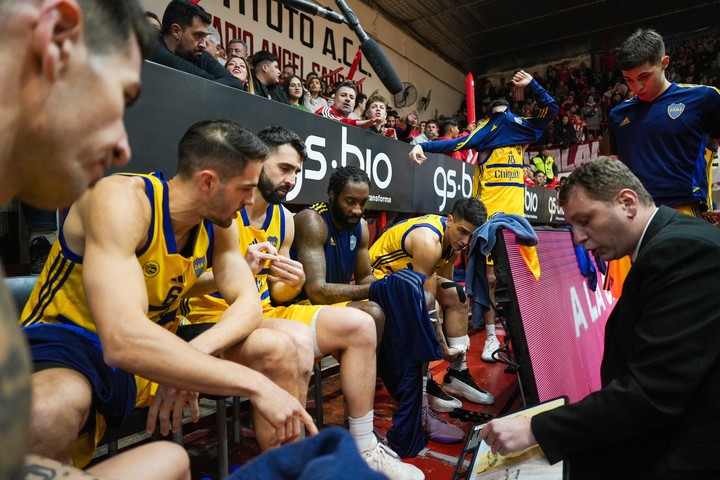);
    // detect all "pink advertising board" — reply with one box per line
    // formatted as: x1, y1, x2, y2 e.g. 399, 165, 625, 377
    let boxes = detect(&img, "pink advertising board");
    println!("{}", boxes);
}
501, 229, 615, 404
